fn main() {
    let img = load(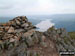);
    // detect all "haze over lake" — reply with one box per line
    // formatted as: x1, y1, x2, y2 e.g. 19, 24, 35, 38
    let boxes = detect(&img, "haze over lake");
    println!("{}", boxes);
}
0, 14, 75, 32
